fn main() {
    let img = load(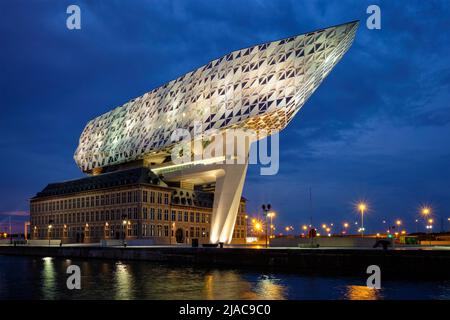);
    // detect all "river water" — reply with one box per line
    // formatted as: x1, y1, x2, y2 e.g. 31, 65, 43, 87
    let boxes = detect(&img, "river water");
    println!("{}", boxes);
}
0, 255, 449, 300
